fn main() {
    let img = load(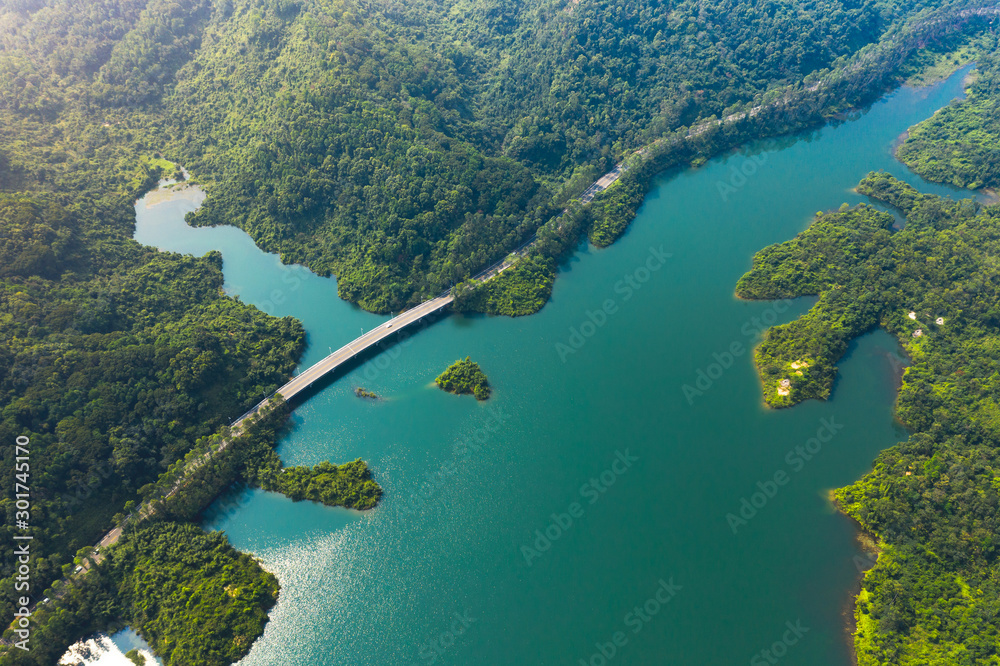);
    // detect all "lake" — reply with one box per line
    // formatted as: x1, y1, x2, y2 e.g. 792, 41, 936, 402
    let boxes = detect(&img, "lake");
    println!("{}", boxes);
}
69, 64, 981, 666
